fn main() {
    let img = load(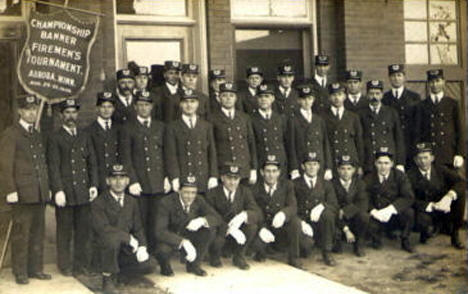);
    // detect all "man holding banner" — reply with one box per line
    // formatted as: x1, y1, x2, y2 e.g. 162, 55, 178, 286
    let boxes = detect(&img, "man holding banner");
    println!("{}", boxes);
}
0, 95, 52, 285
